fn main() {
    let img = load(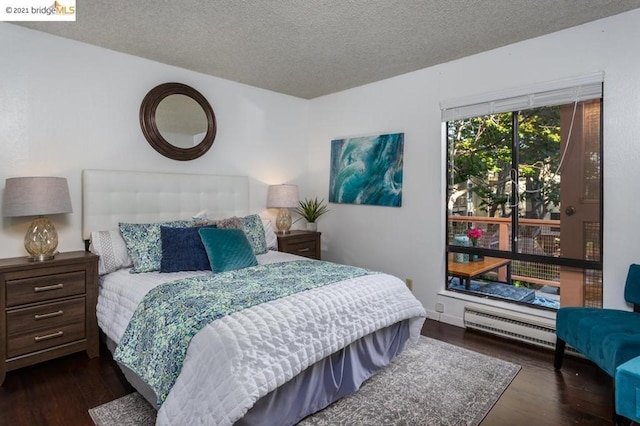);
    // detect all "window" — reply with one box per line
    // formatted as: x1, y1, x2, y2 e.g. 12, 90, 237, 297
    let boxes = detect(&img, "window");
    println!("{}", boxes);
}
443, 75, 603, 310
